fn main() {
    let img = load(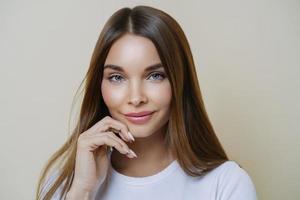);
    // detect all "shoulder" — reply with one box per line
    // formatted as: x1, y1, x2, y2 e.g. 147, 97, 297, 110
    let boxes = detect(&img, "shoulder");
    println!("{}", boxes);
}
212, 161, 258, 200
